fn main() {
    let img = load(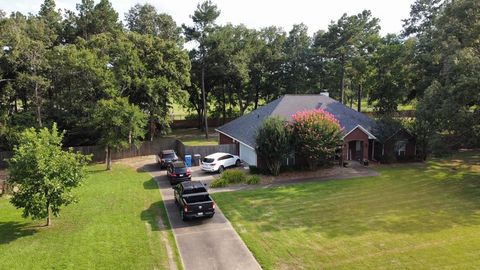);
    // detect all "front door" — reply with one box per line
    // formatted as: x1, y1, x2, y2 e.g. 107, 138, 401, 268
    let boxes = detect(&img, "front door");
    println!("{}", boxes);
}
348, 140, 363, 161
